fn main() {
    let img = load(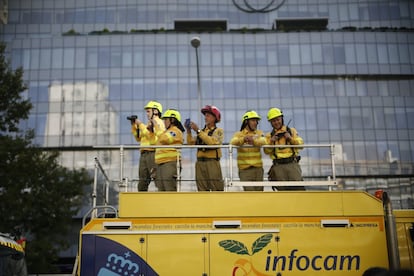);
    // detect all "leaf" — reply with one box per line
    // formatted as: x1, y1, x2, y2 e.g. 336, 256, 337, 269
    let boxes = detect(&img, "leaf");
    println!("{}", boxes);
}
251, 234, 273, 255
219, 240, 250, 255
